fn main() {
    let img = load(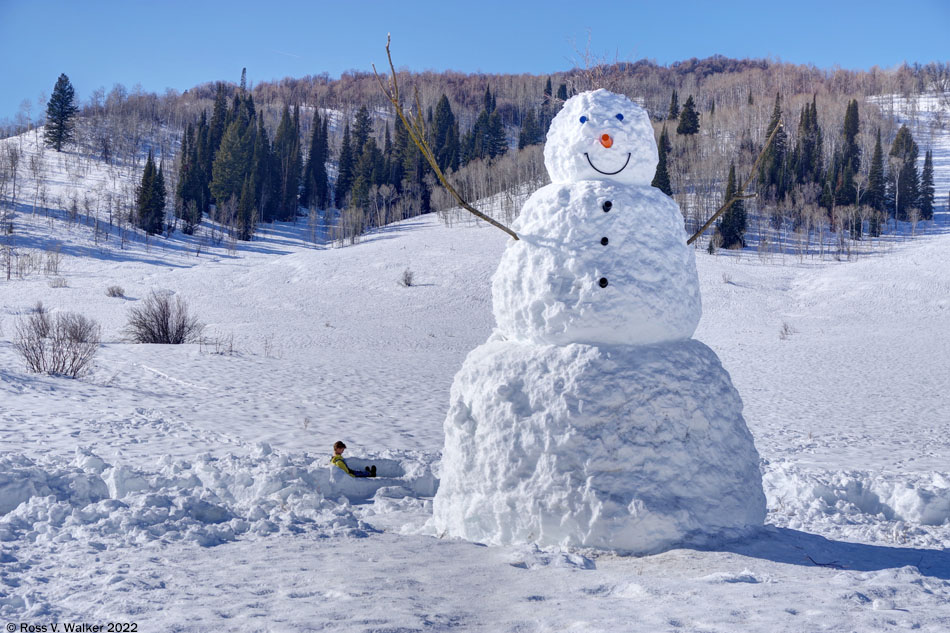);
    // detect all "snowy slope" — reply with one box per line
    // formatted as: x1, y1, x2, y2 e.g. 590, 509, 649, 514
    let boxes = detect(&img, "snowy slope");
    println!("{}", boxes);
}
874, 93, 950, 202
1, 97, 950, 630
